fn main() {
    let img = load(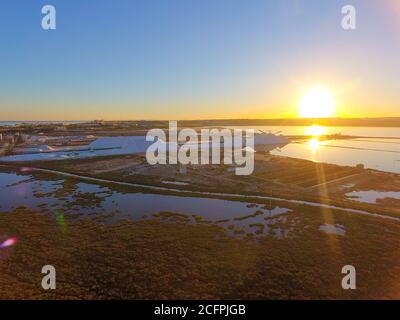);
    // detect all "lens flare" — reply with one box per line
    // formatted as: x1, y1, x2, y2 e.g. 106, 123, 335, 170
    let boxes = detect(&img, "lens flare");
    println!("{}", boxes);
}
54, 209, 67, 234
0, 237, 17, 249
